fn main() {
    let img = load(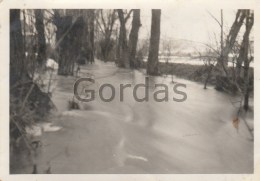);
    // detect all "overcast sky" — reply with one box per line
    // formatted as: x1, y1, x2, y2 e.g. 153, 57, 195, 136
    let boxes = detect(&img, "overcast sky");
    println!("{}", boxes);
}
138, 8, 247, 45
